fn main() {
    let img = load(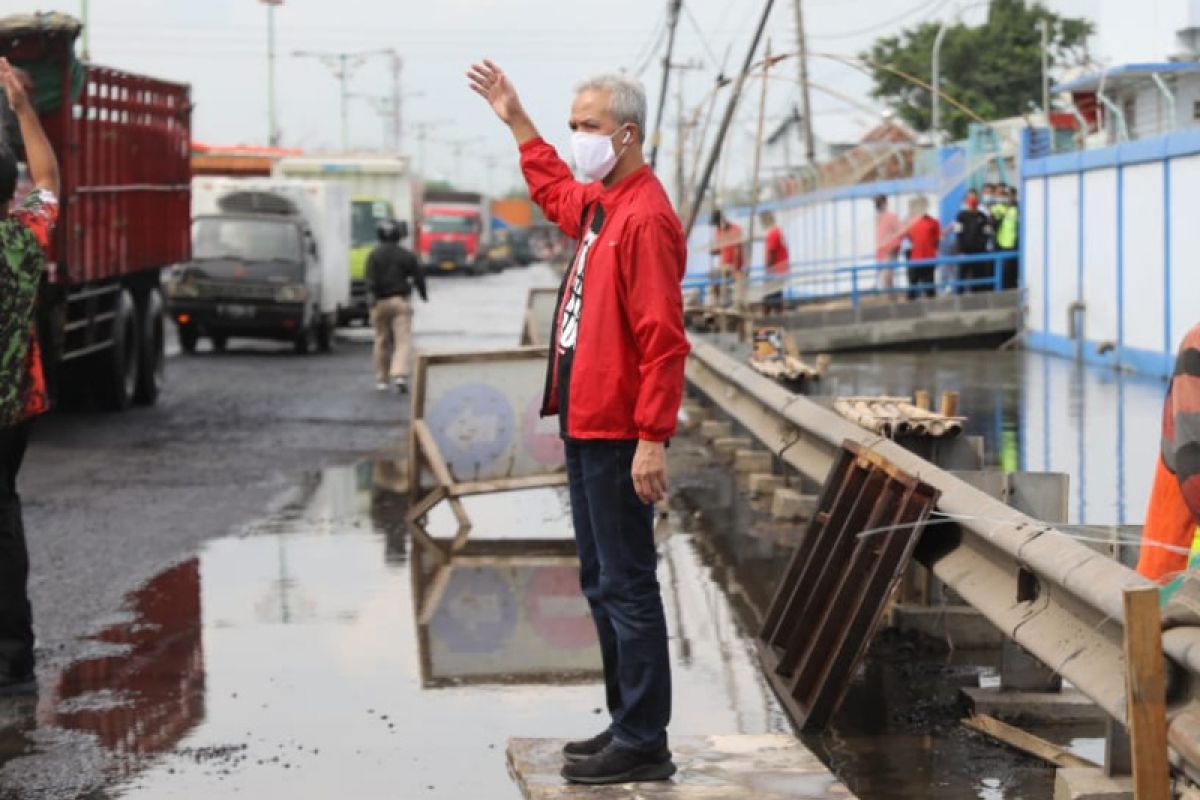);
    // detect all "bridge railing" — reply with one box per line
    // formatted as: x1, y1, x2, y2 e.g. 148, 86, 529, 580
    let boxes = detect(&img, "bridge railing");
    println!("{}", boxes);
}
682, 251, 1019, 309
